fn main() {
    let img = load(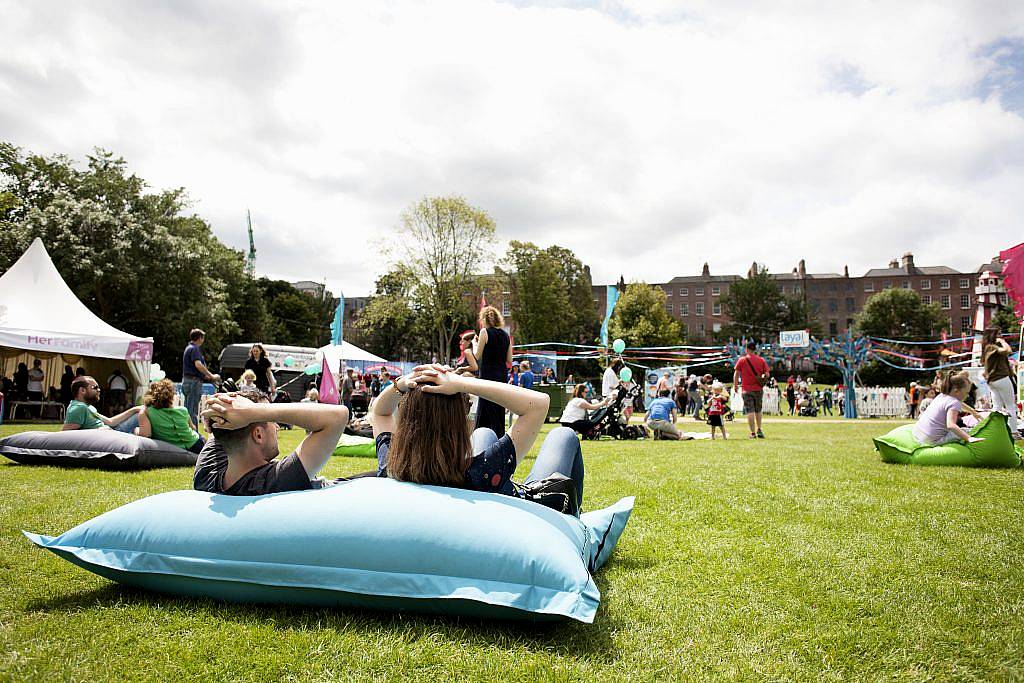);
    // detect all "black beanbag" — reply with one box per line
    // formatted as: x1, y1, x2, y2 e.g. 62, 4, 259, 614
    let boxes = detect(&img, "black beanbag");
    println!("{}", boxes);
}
0, 430, 197, 470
